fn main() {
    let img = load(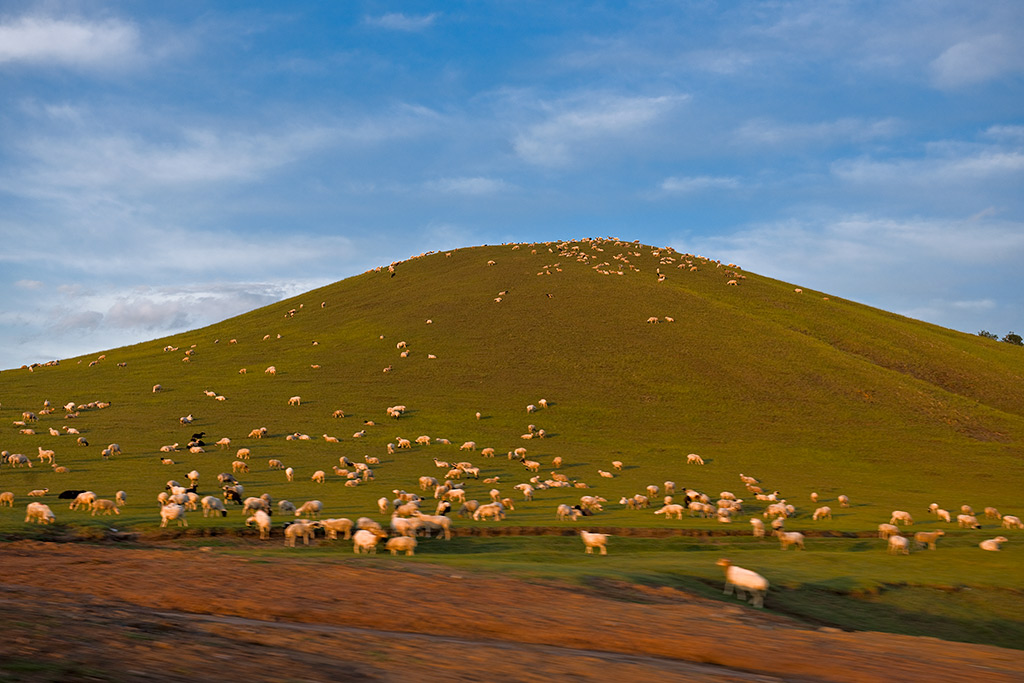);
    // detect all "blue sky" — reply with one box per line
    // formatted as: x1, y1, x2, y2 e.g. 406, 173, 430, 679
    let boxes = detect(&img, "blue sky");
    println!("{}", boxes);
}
1, 1, 1022, 369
